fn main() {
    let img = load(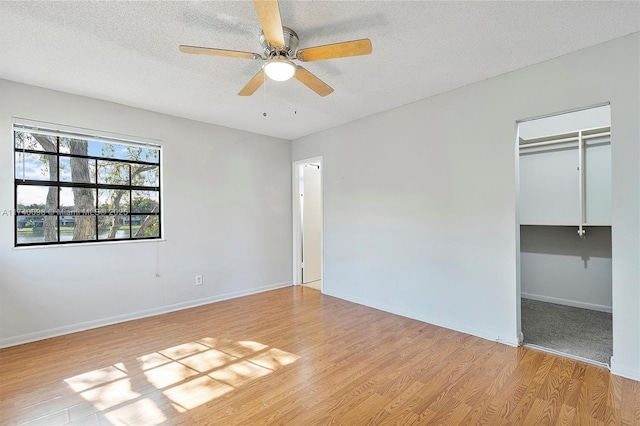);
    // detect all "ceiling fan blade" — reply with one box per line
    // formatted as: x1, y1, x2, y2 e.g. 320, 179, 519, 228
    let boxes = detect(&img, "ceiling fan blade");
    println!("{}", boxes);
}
238, 70, 266, 96
295, 66, 334, 97
253, 0, 285, 47
296, 39, 372, 62
179, 45, 262, 60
